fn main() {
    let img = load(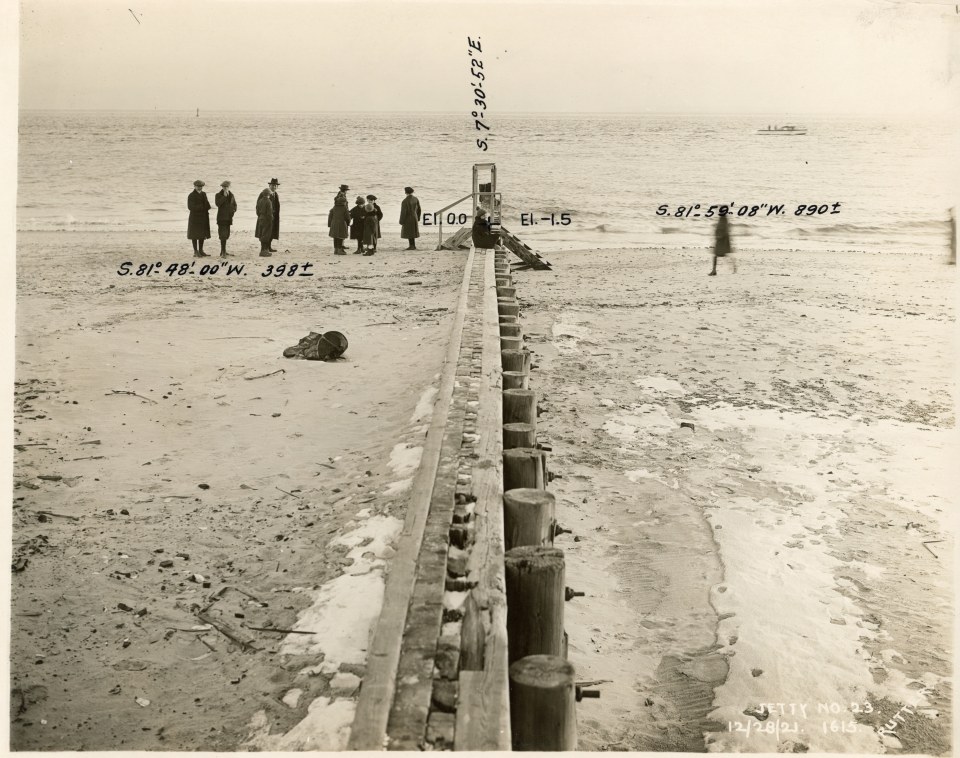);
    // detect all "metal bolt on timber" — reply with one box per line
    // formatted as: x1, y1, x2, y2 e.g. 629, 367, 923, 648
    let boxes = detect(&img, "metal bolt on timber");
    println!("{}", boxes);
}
503, 447, 548, 491
503, 488, 555, 550
505, 547, 565, 663
502, 370, 529, 391
564, 587, 585, 601
509, 655, 577, 751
